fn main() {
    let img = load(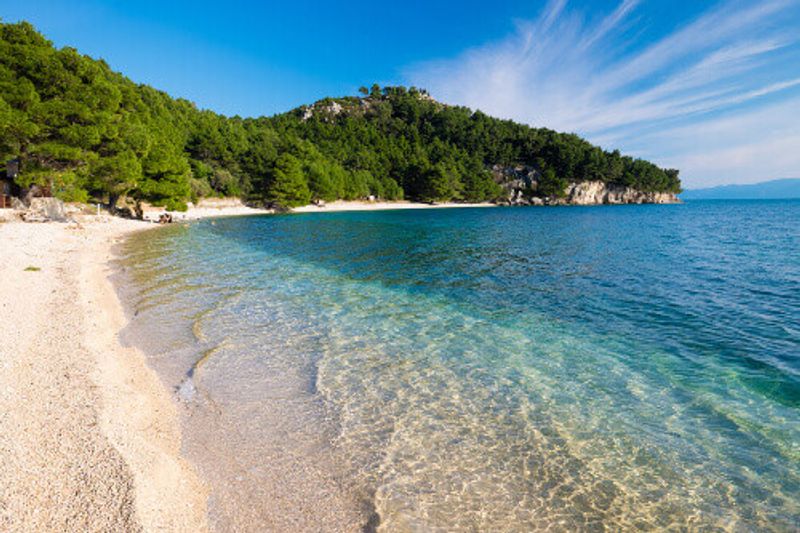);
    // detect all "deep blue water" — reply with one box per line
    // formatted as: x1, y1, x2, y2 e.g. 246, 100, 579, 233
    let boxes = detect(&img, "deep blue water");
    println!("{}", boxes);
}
122, 200, 800, 531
